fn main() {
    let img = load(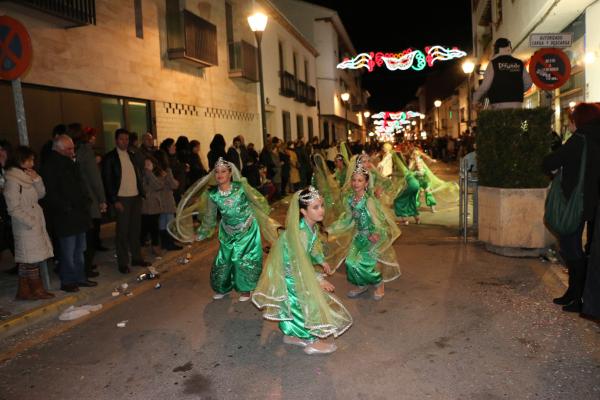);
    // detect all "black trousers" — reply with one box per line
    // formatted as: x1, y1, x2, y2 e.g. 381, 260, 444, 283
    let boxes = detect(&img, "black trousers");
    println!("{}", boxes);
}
115, 196, 143, 267
559, 223, 587, 301
141, 214, 160, 246
84, 227, 95, 272
92, 218, 103, 249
